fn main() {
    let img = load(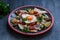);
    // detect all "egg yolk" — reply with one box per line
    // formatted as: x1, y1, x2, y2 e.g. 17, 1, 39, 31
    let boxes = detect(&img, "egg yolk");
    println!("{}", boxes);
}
26, 16, 33, 21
